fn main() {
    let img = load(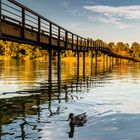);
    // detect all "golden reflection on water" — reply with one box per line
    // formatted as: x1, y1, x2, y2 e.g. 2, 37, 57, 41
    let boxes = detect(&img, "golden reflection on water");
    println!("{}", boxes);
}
0, 56, 139, 139
0, 54, 115, 122
0, 55, 128, 94
1, 54, 116, 82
